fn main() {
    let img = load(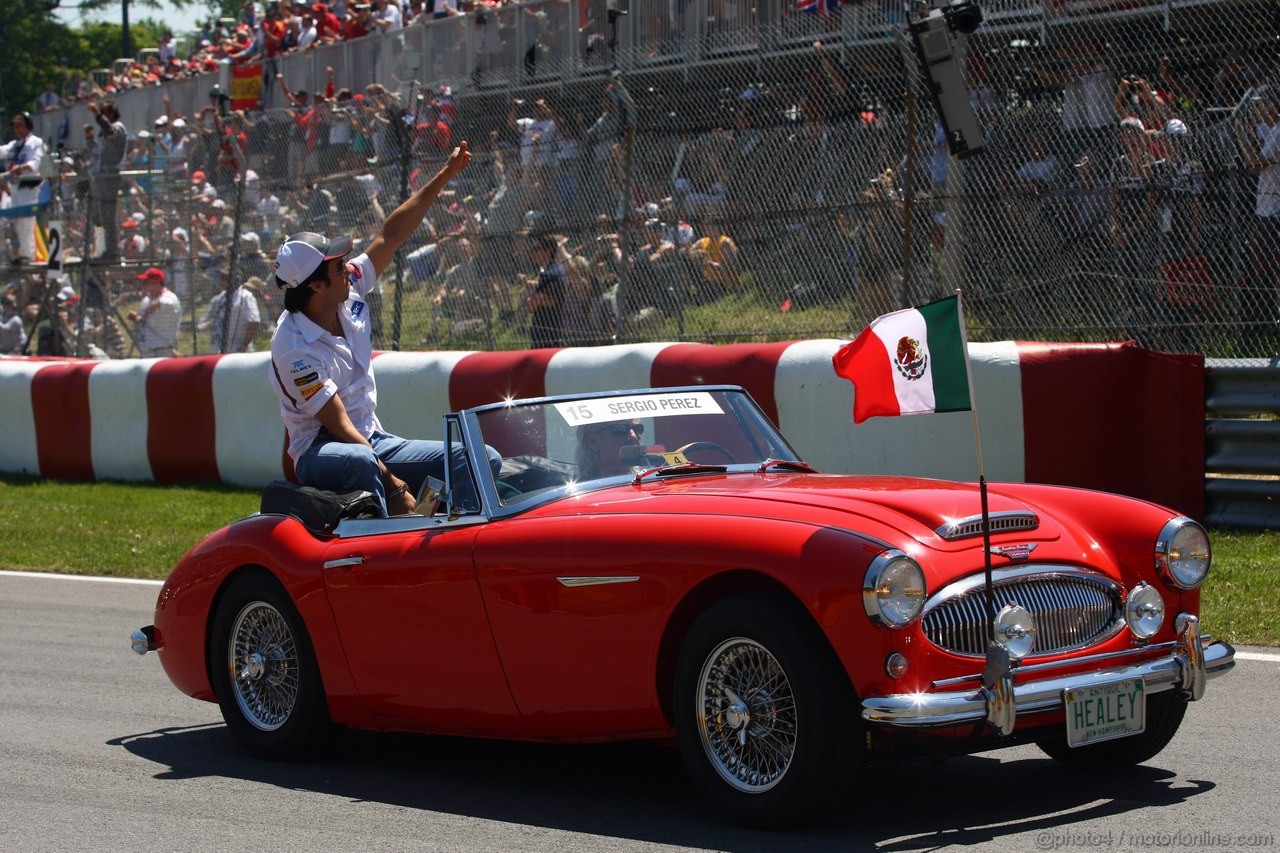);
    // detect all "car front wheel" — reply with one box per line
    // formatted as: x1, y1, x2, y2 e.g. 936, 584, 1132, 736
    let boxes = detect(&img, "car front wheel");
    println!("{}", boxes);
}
1036, 690, 1188, 770
674, 594, 861, 827
210, 571, 332, 759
